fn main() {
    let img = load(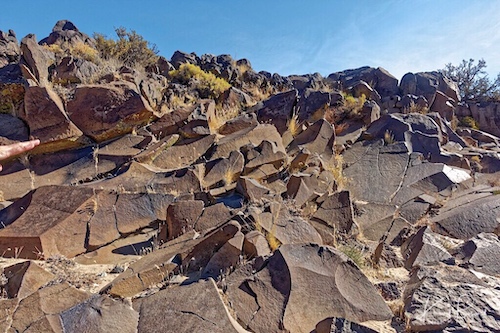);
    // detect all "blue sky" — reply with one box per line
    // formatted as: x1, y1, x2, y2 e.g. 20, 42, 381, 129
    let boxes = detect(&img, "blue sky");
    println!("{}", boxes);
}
2, 1, 500, 80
